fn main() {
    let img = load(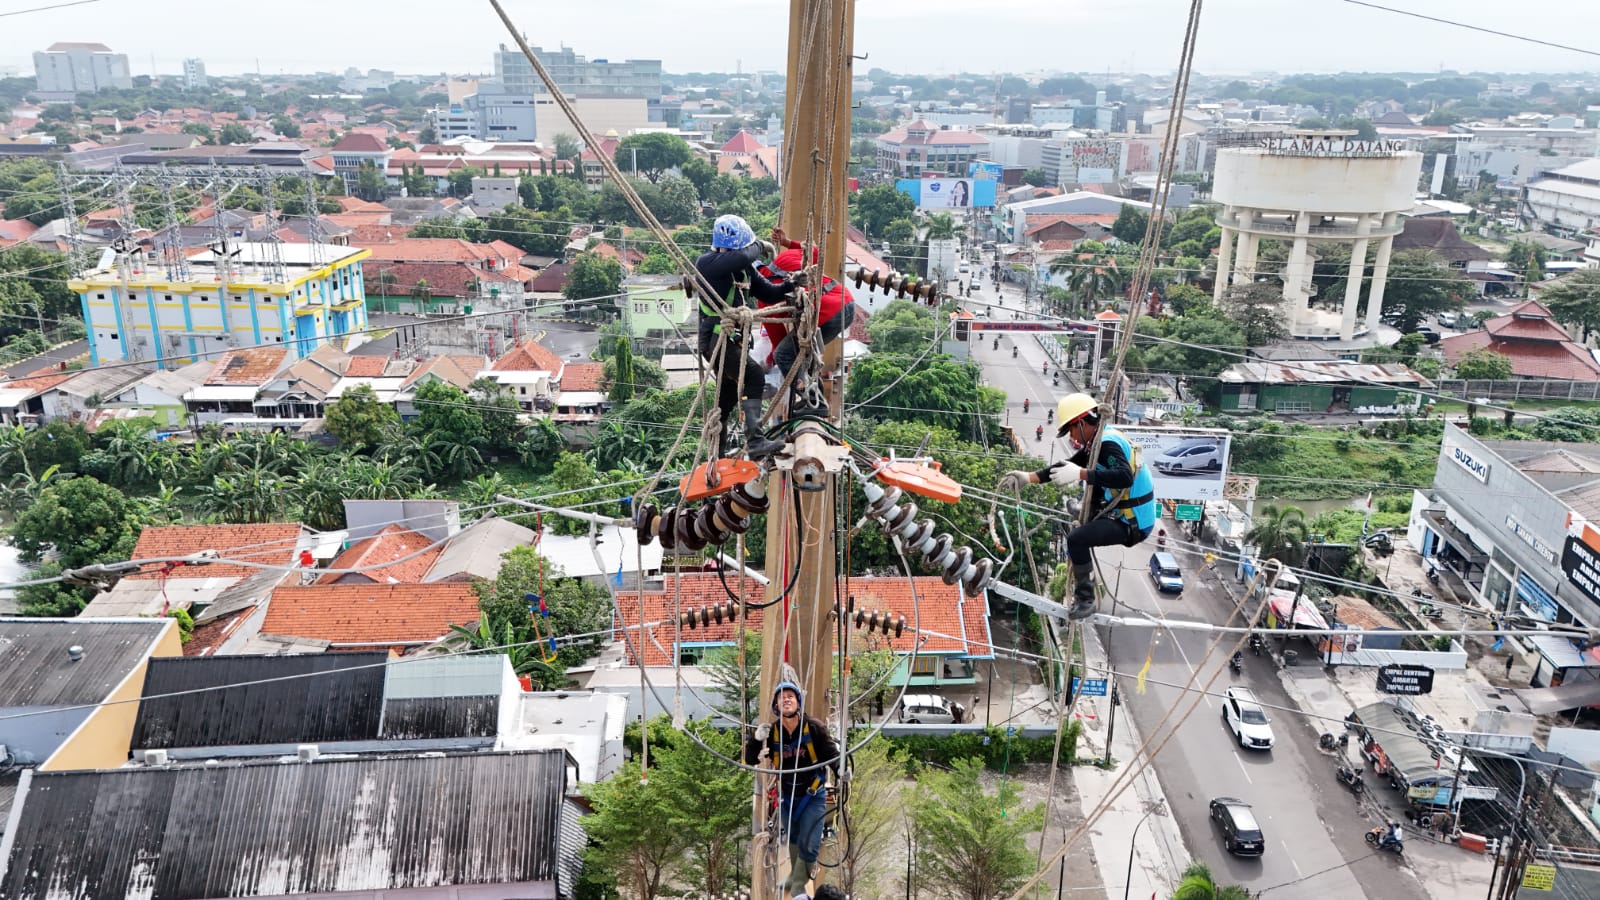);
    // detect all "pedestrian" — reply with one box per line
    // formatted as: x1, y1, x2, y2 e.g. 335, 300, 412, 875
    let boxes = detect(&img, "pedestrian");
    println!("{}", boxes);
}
1505, 654, 1515, 679
745, 681, 842, 900
695, 215, 801, 458
996, 393, 1157, 619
